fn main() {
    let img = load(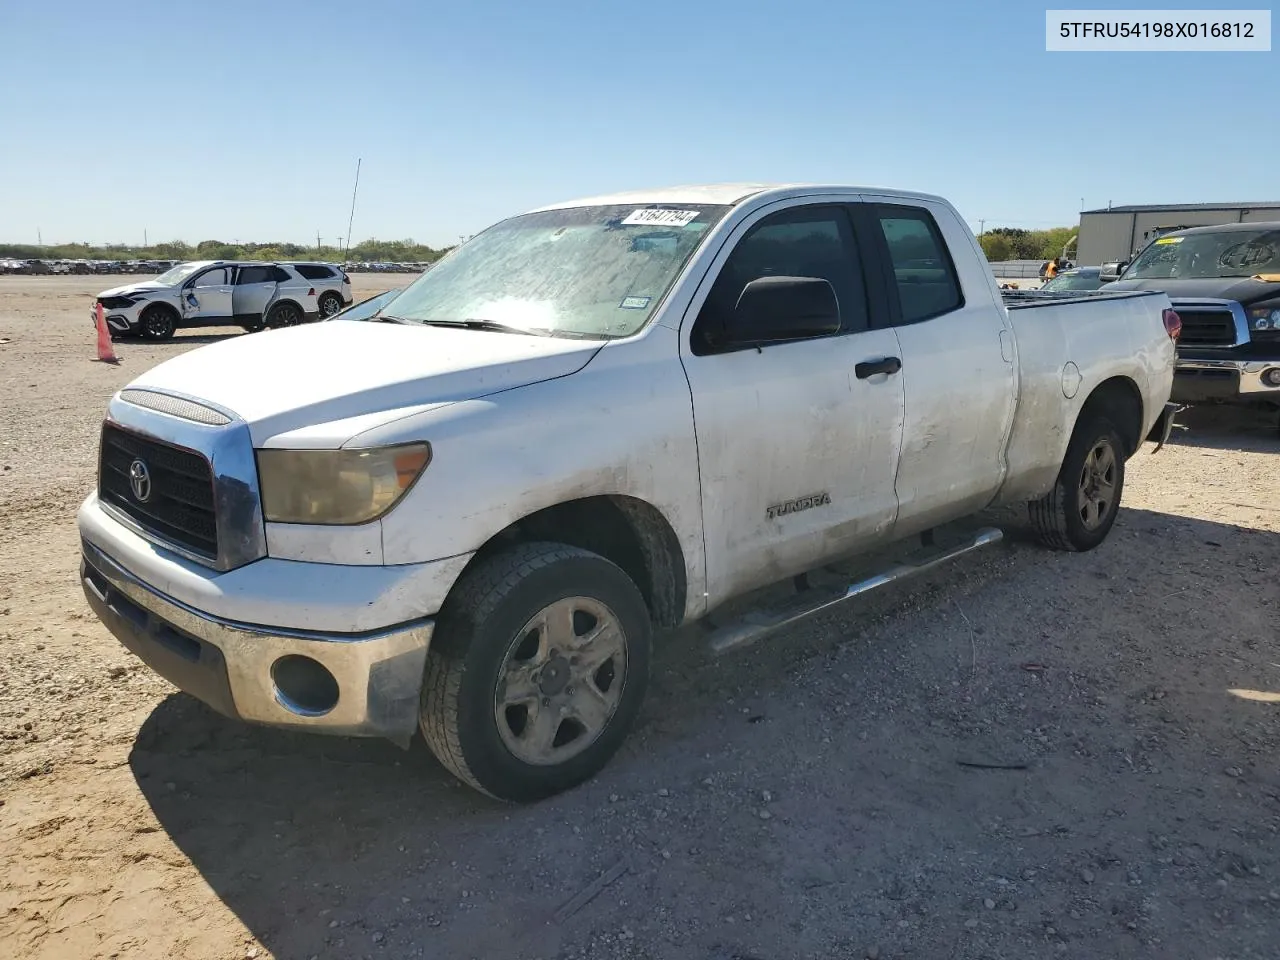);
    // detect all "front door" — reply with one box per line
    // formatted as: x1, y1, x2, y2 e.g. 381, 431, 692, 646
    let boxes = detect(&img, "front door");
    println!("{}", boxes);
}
861, 199, 1017, 536
232, 264, 280, 322
183, 266, 233, 322
681, 201, 906, 607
